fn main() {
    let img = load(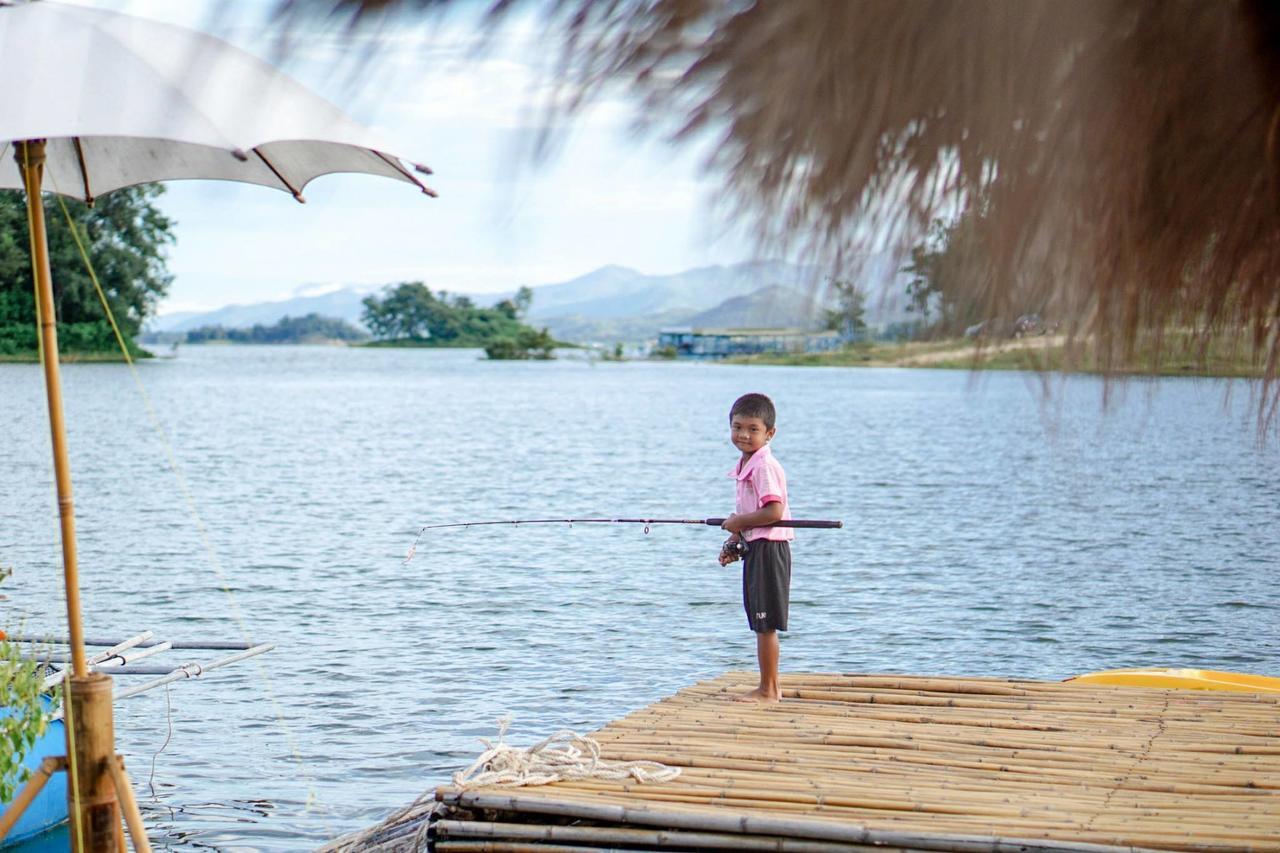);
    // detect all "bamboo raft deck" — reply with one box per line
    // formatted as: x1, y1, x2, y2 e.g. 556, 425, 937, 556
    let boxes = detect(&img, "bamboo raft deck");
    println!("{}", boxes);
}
334, 671, 1280, 852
